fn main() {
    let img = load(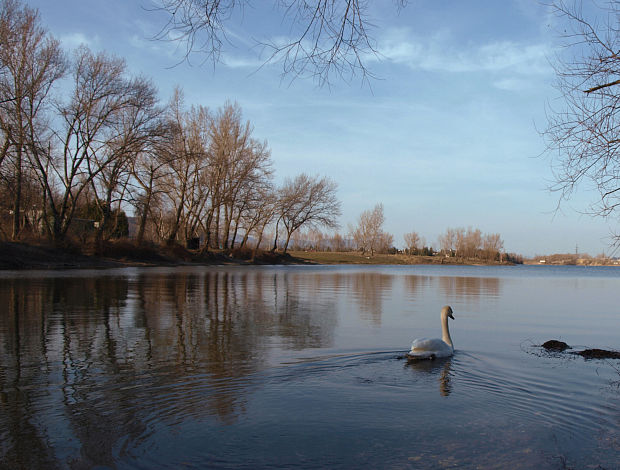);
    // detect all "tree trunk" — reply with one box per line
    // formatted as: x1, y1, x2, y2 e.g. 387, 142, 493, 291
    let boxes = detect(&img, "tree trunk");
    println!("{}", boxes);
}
230, 210, 242, 249
282, 230, 292, 254
11, 137, 22, 240
271, 217, 281, 252
251, 223, 267, 260
223, 205, 232, 249
166, 201, 183, 245
214, 205, 221, 248
136, 193, 151, 245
